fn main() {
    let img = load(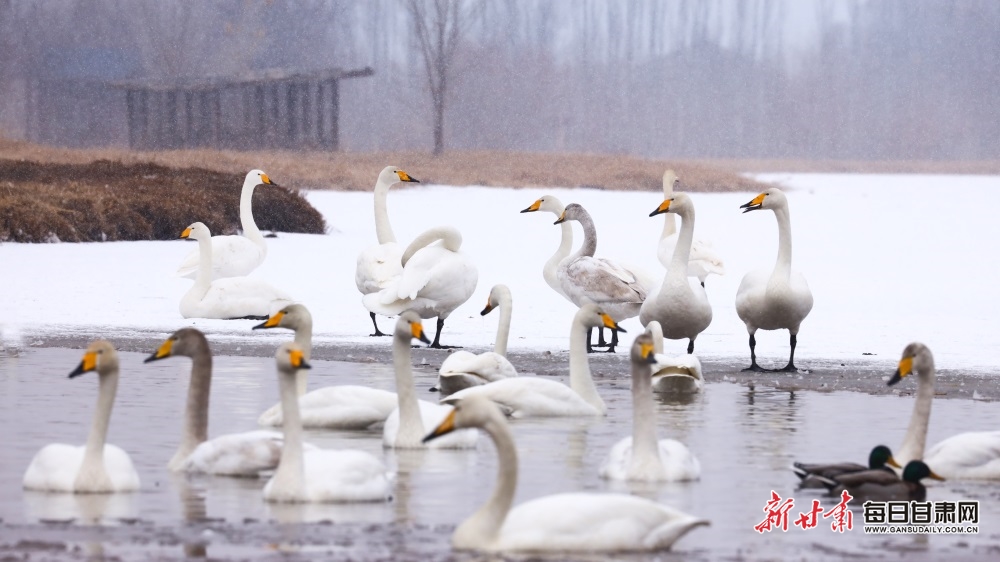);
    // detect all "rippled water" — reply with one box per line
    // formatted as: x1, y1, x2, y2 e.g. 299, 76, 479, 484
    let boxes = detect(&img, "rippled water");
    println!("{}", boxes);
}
1, 347, 998, 560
